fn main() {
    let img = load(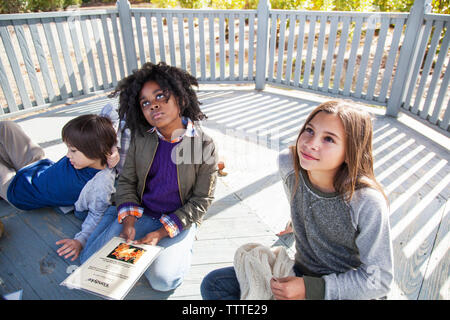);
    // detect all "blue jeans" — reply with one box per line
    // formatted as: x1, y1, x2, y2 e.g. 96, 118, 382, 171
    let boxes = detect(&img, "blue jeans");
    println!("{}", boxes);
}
80, 205, 197, 292
201, 265, 303, 300
201, 266, 241, 300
